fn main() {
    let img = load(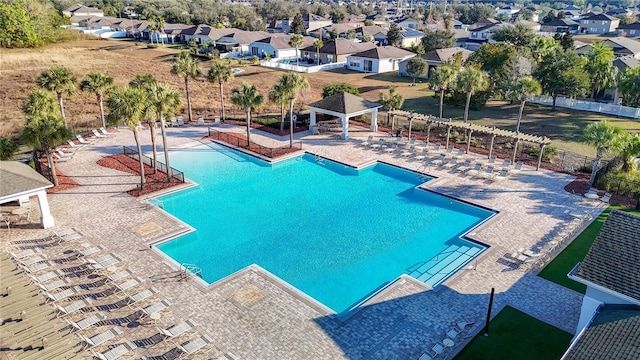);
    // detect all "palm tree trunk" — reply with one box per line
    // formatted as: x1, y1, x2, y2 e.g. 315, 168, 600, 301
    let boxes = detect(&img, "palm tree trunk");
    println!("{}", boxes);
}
317, 49, 320, 66
149, 121, 158, 174
57, 93, 67, 128
516, 100, 525, 133
246, 110, 251, 145
463, 91, 472, 123
588, 155, 601, 187
46, 151, 59, 187
296, 48, 299, 66
289, 98, 295, 148
279, 103, 285, 132
439, 89, 445, 119
159, 114, 173, 181
219, 82, 225, 121
133, 128, 145, 190
184, 77, 193, 123
552, 94, 557, 110
97, 94, 106, 129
